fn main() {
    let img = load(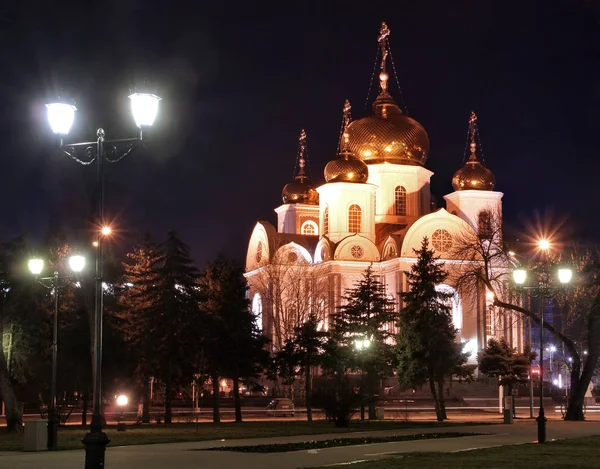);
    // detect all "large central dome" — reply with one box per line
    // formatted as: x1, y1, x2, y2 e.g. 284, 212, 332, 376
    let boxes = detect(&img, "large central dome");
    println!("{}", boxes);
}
345, 90, 430, 166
